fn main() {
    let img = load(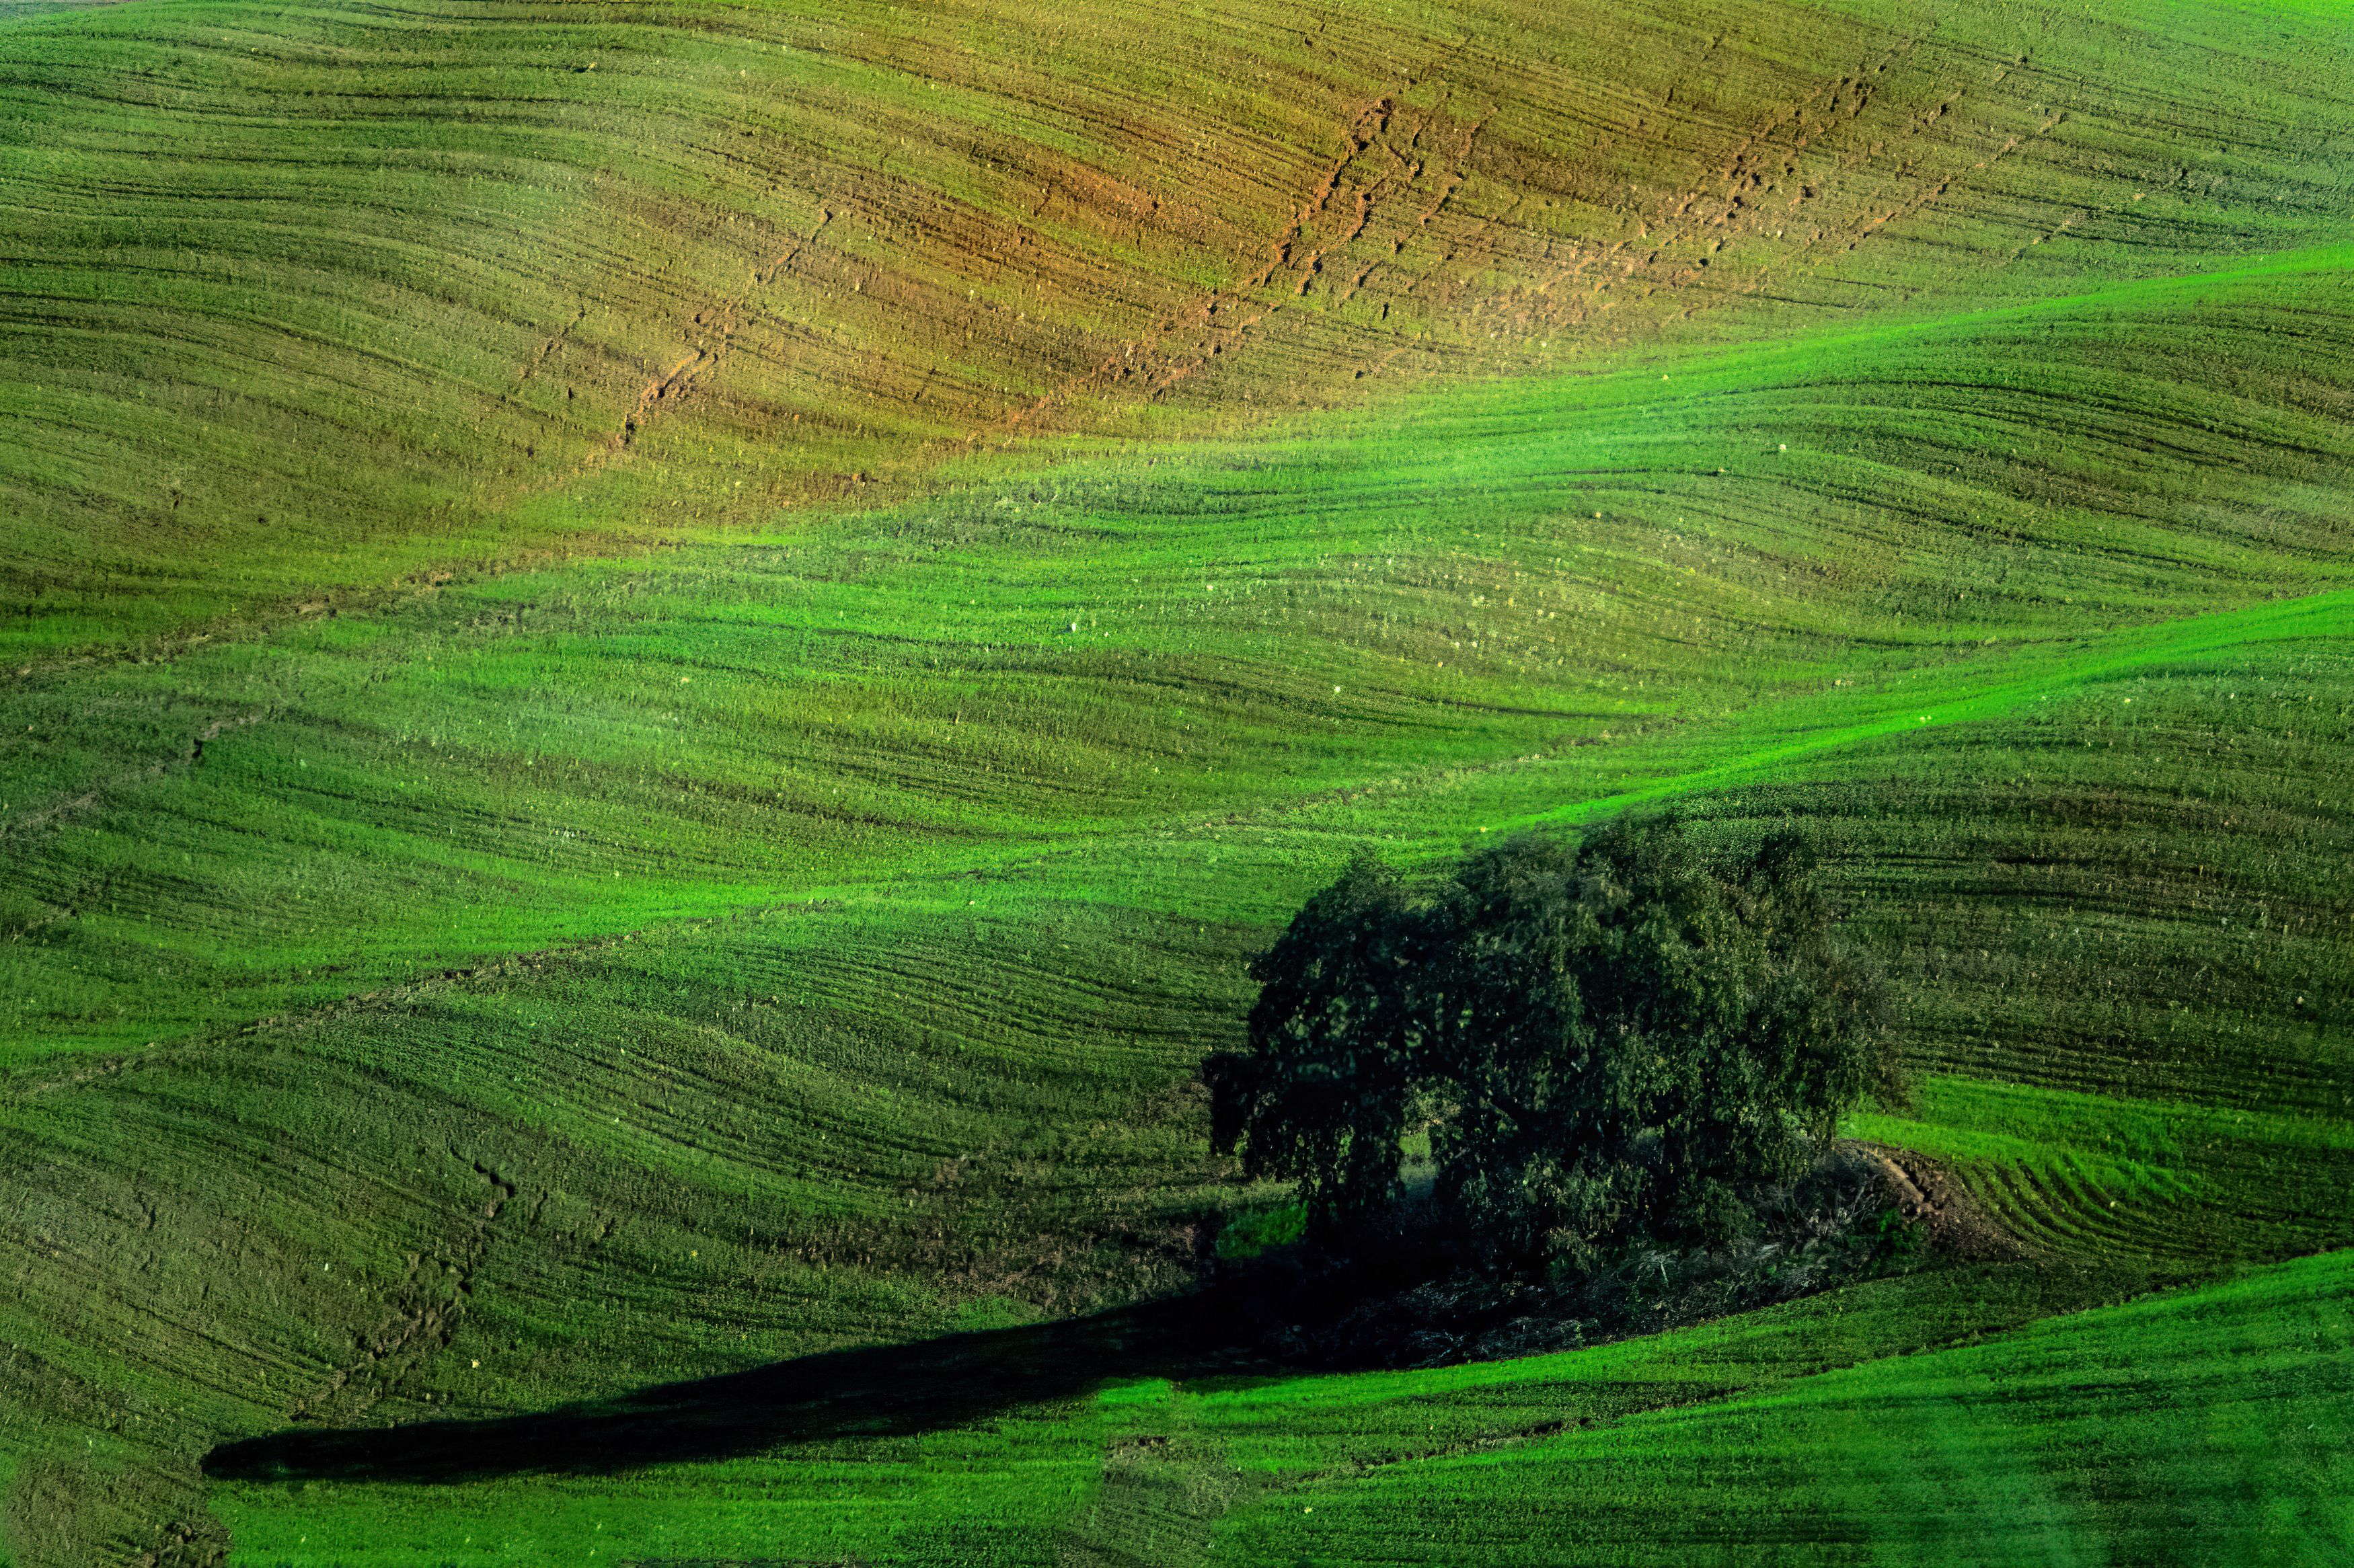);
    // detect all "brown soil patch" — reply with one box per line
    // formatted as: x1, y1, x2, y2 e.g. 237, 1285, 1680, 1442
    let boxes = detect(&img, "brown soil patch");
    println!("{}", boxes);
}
1855, 1142, 2028, 1262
